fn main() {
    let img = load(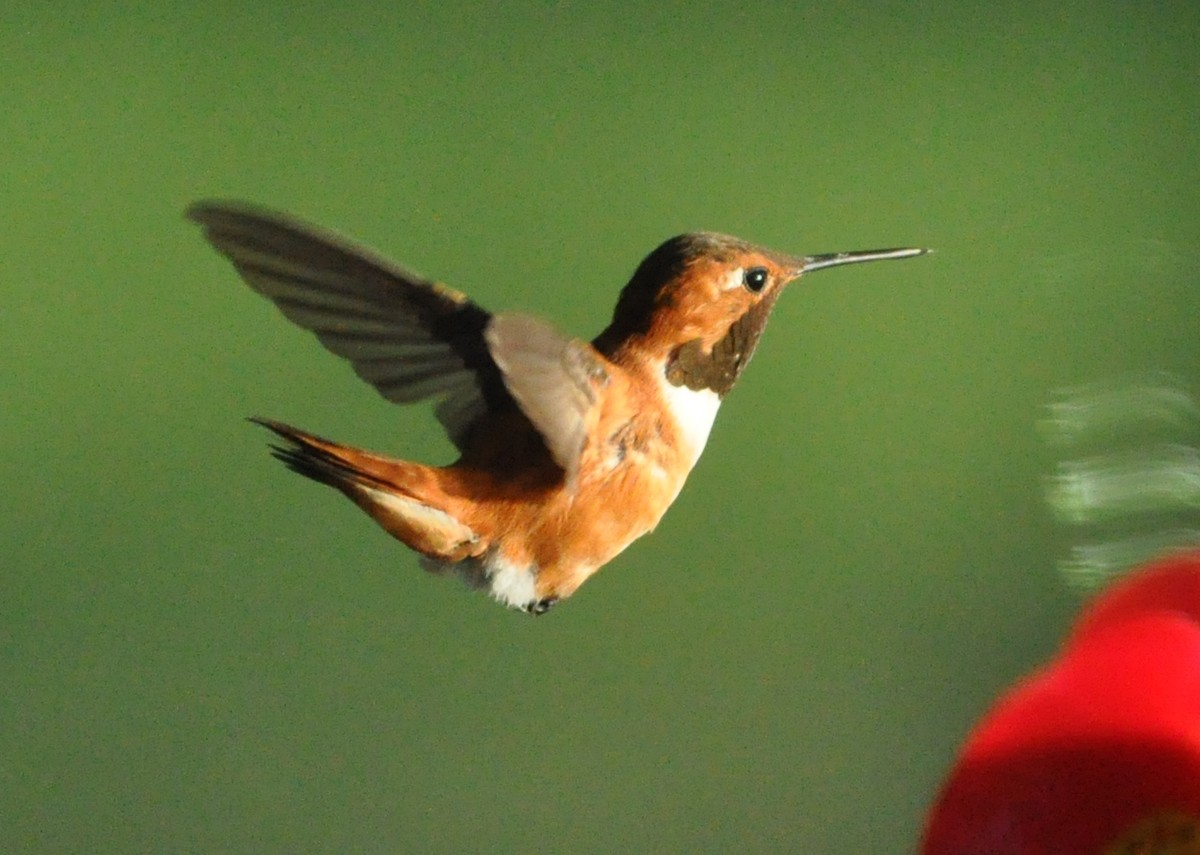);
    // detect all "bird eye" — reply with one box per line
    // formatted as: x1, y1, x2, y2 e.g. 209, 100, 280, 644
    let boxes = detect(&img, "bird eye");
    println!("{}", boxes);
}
743, 267, 769, 293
